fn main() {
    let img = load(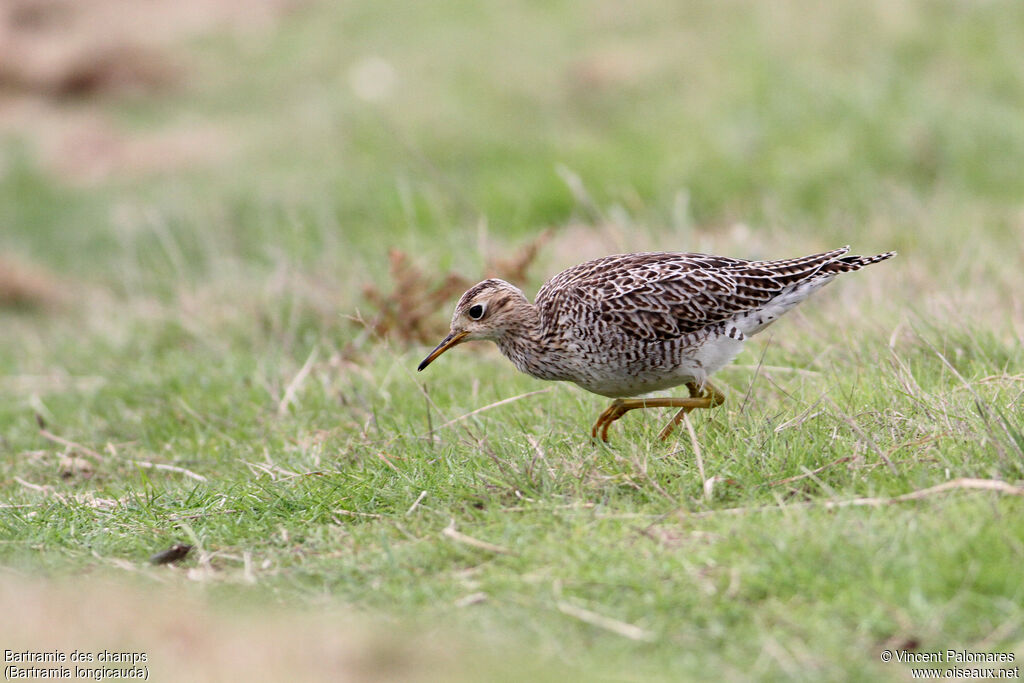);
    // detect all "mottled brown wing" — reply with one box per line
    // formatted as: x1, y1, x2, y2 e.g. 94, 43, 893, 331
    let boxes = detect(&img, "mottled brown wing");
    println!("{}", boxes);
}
535, 249, 851, 341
